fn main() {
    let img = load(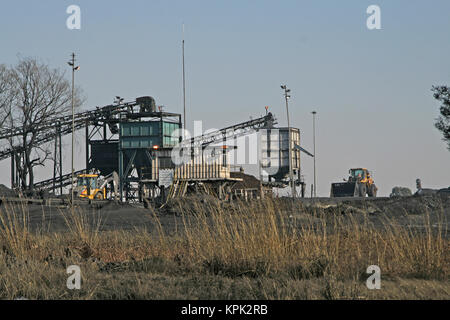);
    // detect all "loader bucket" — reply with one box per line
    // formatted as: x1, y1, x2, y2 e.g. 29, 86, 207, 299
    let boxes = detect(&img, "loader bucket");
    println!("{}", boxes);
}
330, 182, 358, 197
